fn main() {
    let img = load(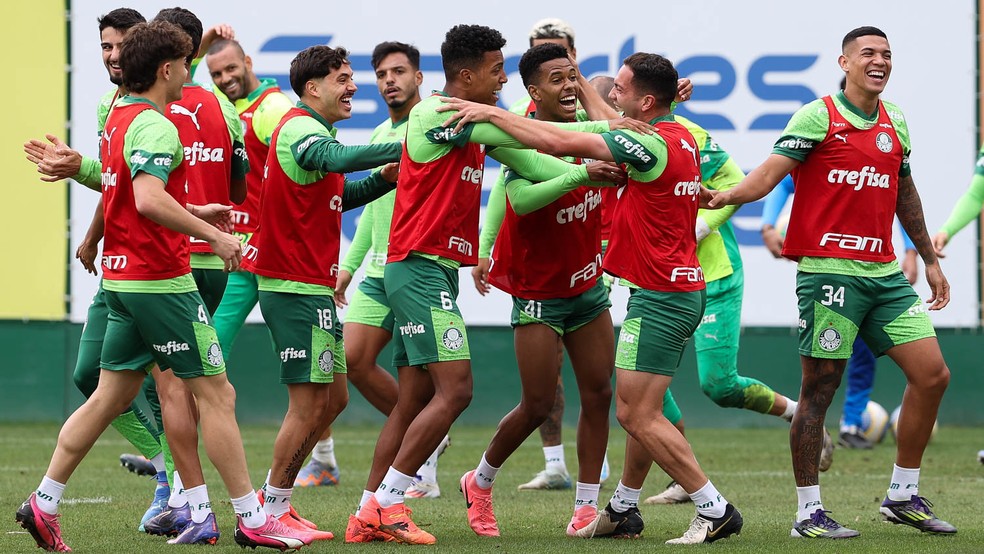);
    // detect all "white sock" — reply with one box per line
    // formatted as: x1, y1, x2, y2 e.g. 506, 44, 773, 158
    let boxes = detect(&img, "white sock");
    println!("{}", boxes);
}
543, 444, 567, 474
150, 453, 166, 474
888, 464, 920, 501
574, 482, 601, 511
312, 437, 337, 468
475, 453, 499, 490
35, 476, 65, 514
357, 490, 374, 515
609, 481, 641, 513
185, 484, 213, 524
781, 398, 798, 422
689, 480, 727, 518
376, 467, 414, 508
231, 491, 266, 529
262, 484, 293, 518
168, 471, 188, 508
416, 443, 441, 484
796, 485, 823, 522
